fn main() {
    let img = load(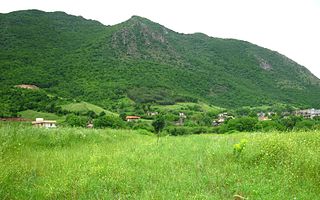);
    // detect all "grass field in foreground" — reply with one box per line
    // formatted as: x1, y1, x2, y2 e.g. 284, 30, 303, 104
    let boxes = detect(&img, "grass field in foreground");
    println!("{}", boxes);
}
0, 123, 319, 199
